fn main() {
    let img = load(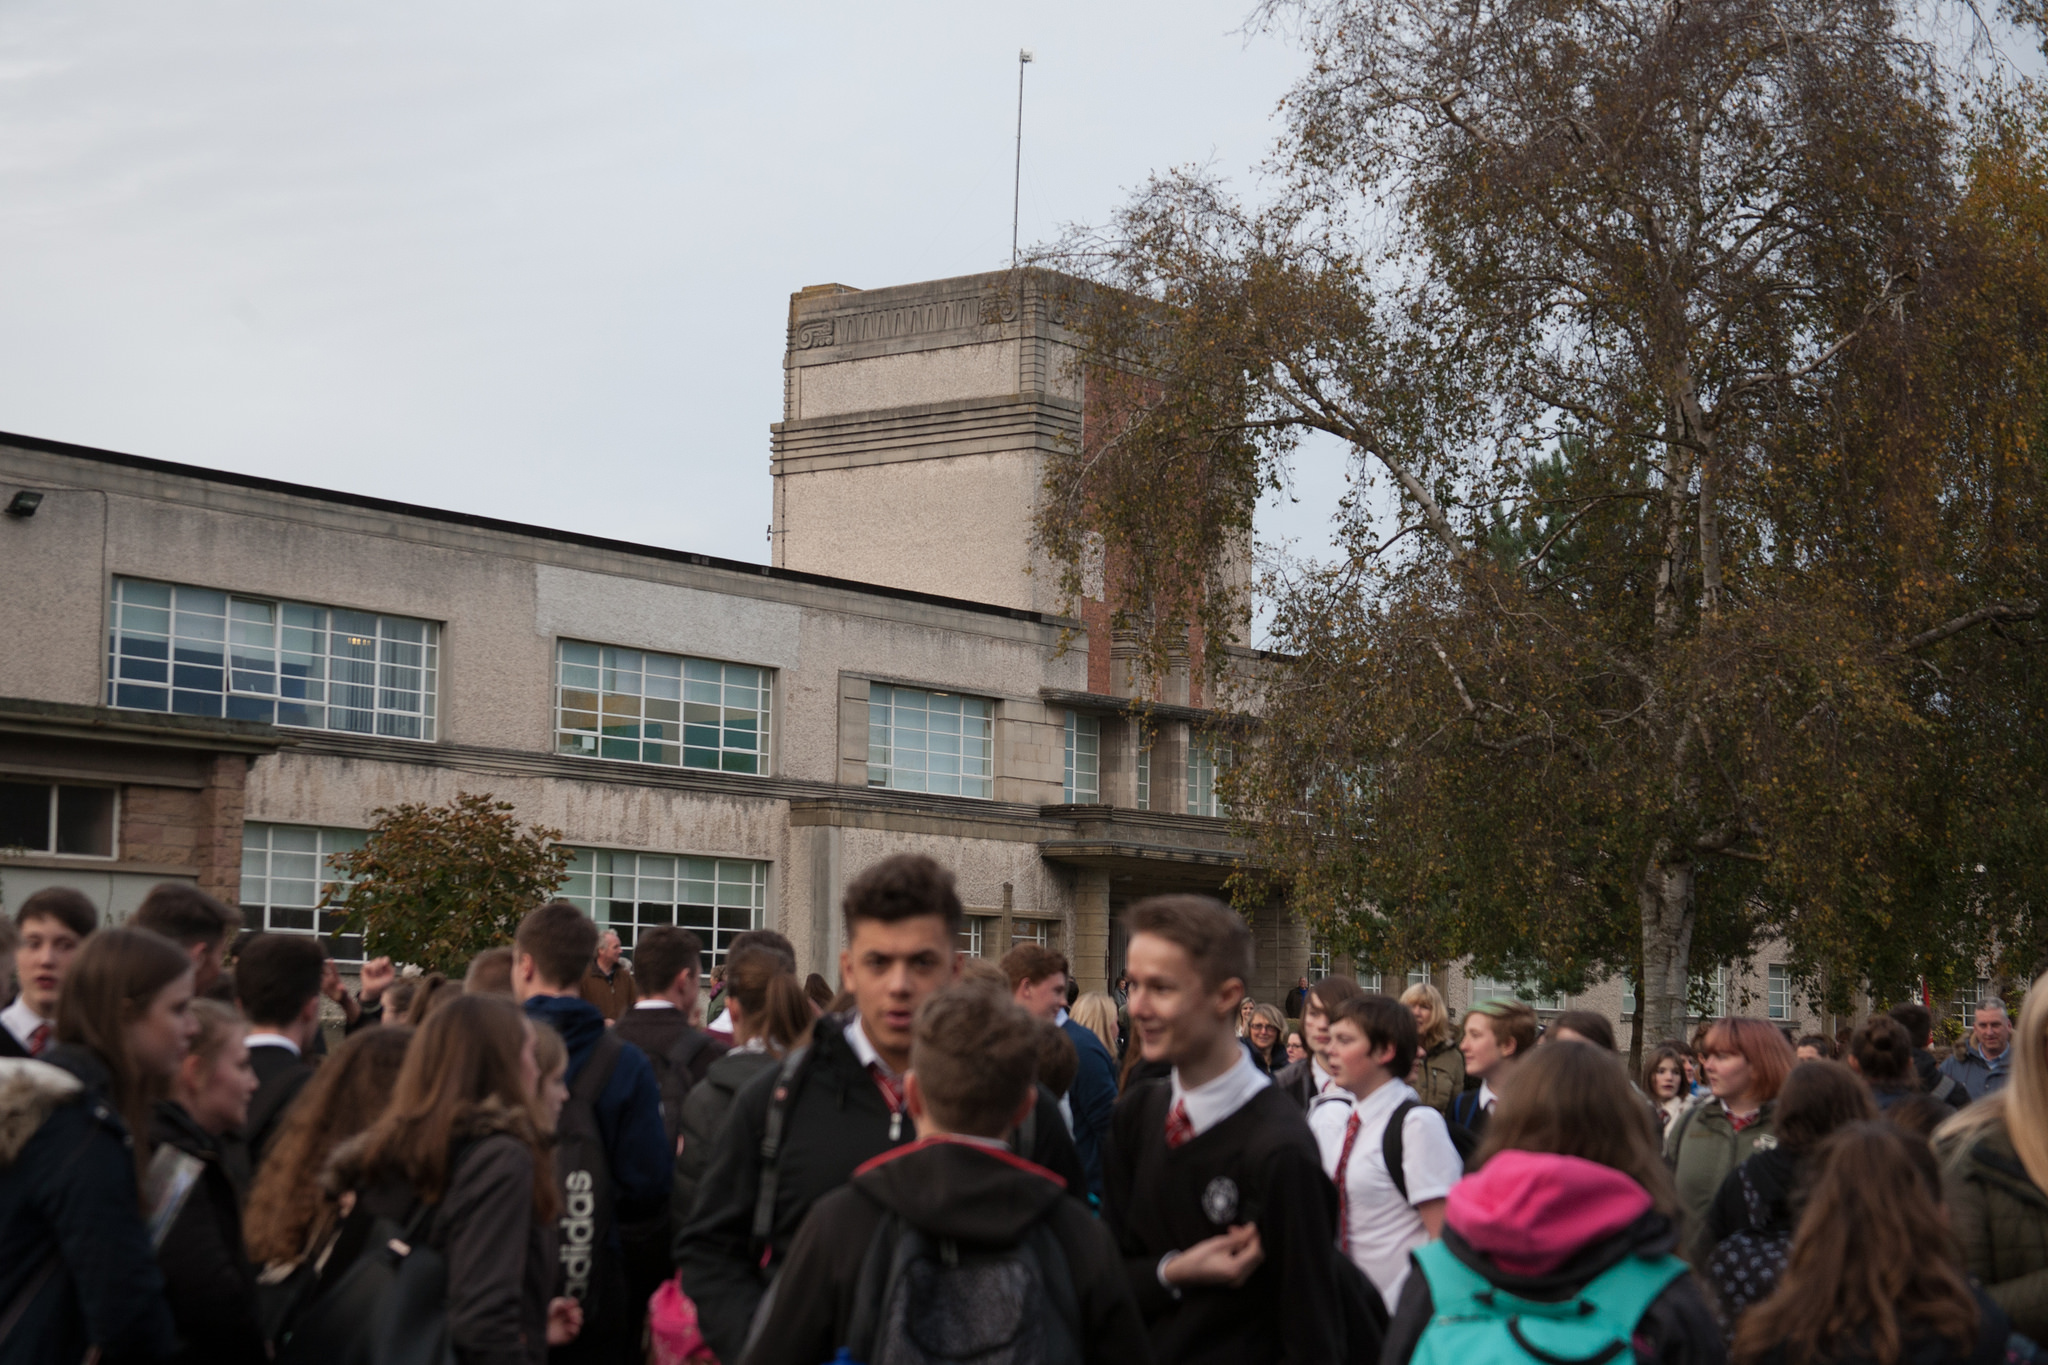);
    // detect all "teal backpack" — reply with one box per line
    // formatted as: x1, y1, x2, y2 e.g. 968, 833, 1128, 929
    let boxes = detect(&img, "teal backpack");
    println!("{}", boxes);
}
1408, 1241, 1686, 1365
